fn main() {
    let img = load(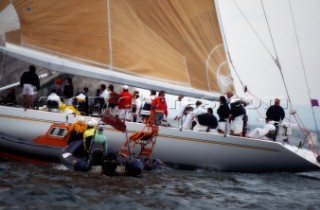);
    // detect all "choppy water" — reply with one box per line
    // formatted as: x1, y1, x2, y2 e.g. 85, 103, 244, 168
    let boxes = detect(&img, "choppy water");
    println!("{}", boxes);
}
1, 159, 320, 210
